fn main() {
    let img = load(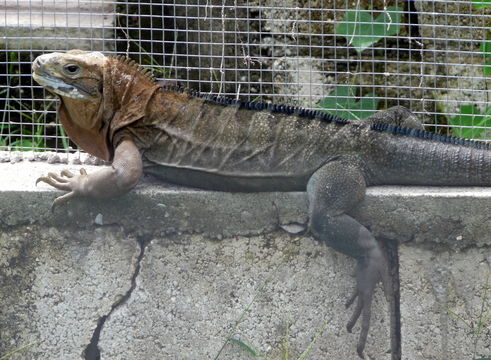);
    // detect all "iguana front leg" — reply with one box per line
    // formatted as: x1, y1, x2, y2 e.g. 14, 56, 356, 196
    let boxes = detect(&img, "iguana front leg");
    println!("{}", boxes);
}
307, 160, 392, 358
37, 139, 143, 209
